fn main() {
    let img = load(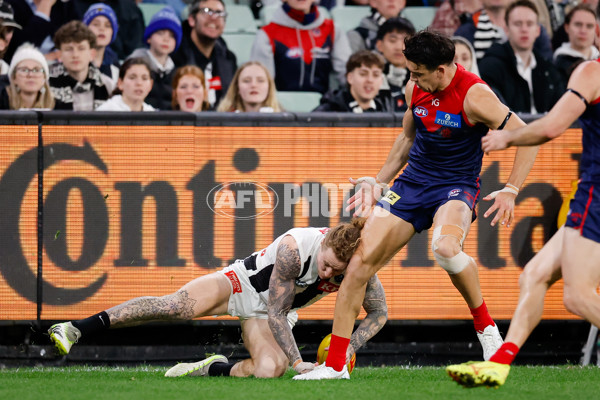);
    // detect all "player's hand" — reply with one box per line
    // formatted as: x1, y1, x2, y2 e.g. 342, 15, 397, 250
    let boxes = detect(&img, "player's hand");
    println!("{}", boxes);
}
345, 344, 356, 364
481, 130, 510, 154
293, 361, 317, 374
482, 188, 517, 227
345, 177, 388, 217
